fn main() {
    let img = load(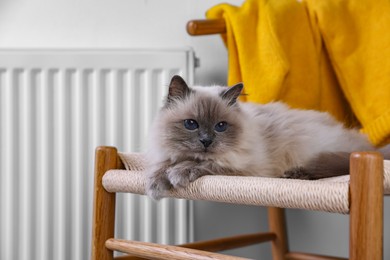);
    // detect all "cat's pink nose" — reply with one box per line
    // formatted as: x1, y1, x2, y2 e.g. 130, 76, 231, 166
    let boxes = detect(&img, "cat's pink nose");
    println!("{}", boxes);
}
200, 138, 213, 148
